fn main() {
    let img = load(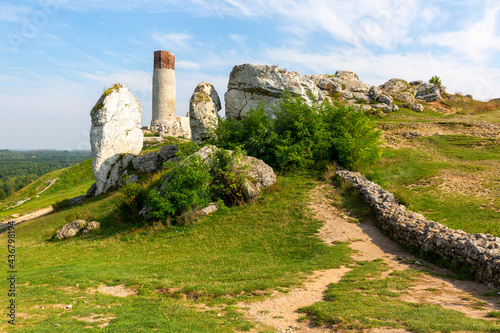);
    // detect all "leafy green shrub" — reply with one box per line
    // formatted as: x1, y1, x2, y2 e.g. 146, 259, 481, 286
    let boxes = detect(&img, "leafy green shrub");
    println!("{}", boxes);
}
209, 104, 277, 161
209, 147, 249, 207
118, 181, 150, 224
429, 75, 442, 87
323, 100, 382, 171
147, 157, 212, 223
212, 92, 381, 172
